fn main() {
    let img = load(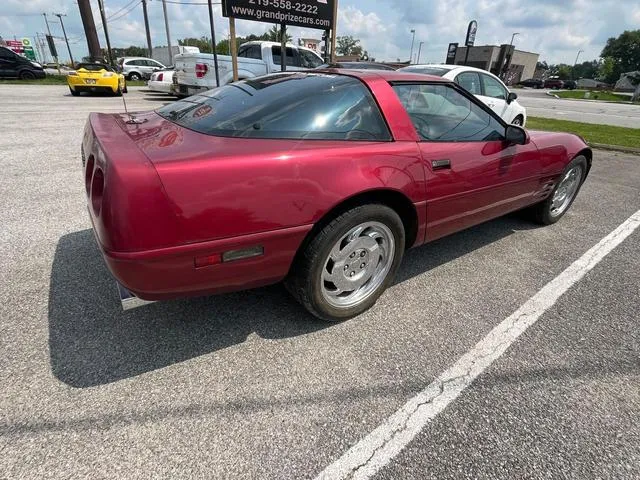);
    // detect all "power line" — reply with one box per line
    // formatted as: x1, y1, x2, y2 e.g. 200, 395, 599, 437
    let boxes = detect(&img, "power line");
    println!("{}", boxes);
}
107, 0, 142, 23
107, 0, 139, 19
